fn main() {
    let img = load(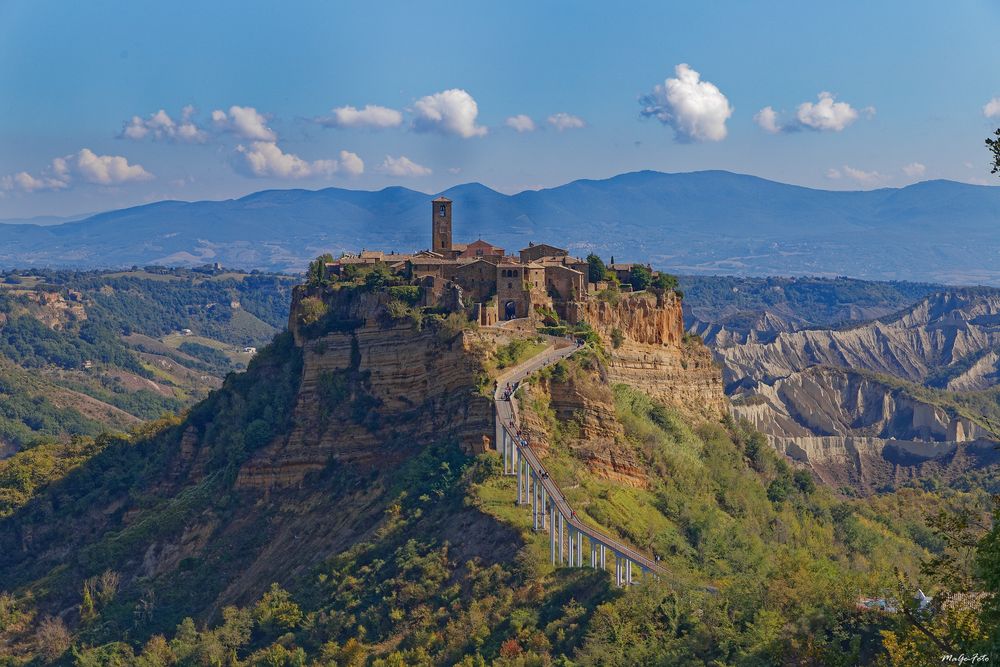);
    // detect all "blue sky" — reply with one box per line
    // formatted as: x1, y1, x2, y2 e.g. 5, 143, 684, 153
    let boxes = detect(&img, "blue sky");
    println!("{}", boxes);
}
1, 0, 999, 218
